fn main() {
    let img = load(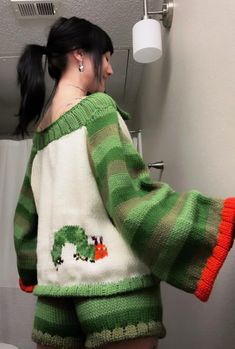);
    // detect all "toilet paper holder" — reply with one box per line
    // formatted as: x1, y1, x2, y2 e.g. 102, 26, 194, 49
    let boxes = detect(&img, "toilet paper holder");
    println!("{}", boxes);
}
148, 160, 165, 181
